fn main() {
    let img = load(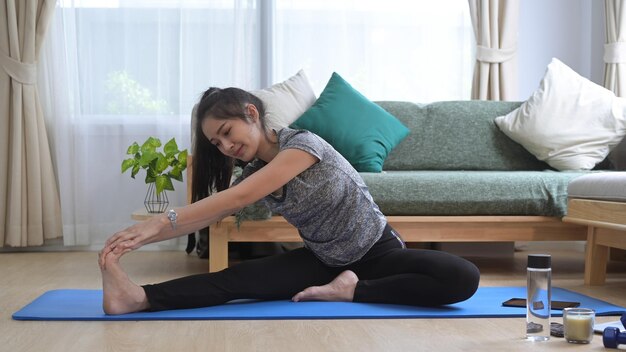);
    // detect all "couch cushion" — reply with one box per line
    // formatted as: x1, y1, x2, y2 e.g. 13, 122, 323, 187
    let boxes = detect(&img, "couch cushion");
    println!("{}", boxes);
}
494, 58, 626, 171
568, 172, 626, 202
377, 101, 552, 171
251, 69, 317, 131
291, 73, 409, 172
361, 171, 589, 217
